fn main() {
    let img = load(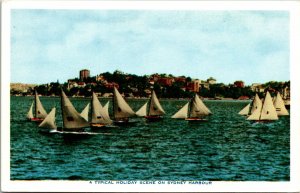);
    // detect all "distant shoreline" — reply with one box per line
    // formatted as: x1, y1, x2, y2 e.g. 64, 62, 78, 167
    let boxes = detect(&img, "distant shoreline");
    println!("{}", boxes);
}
10, 95, 251, 101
